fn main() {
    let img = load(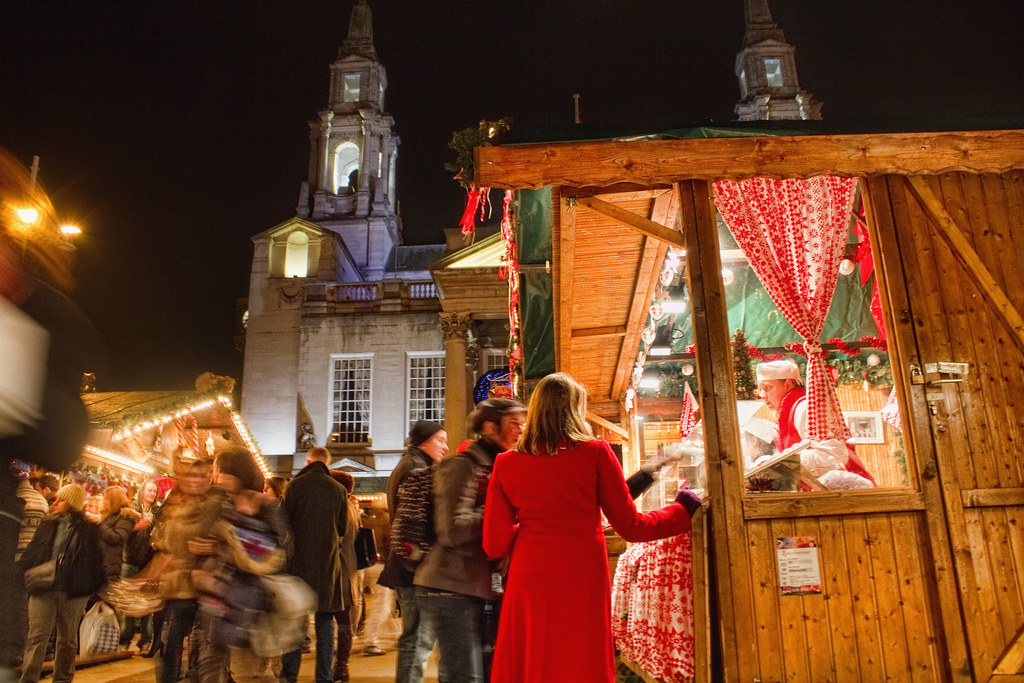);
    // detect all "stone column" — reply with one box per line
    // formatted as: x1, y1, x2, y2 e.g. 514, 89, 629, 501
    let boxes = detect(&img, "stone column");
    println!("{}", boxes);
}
441, 312, 473, 449
316, 111, 334, 192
